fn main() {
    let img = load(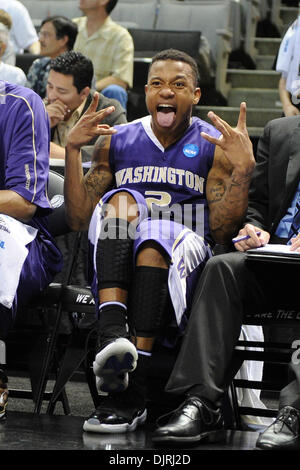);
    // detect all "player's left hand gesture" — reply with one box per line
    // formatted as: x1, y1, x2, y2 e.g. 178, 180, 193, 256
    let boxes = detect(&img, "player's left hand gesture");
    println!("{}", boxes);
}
201, 102, 255, 174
